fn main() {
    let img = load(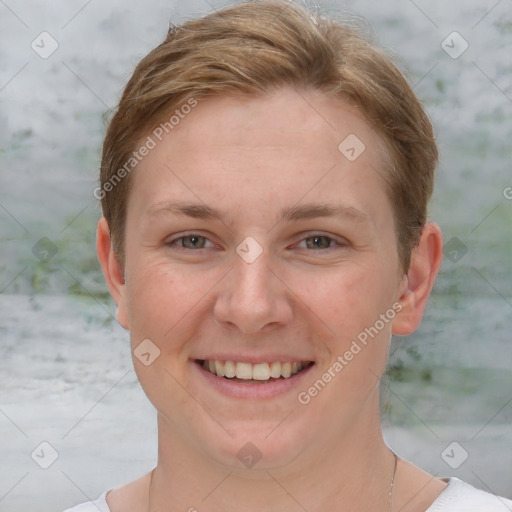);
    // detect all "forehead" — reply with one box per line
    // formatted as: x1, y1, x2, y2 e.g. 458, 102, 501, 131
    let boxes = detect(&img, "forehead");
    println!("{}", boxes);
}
127, 87, 393, 228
